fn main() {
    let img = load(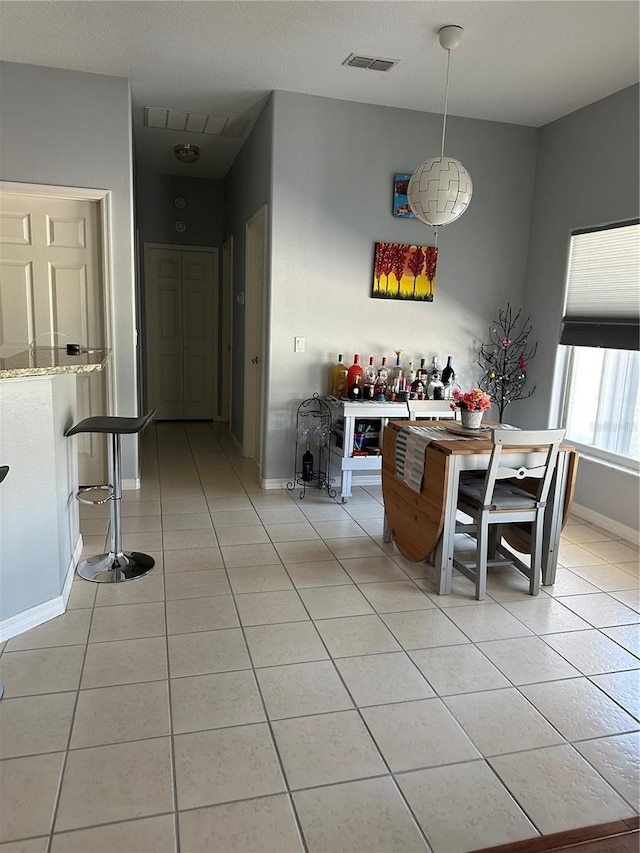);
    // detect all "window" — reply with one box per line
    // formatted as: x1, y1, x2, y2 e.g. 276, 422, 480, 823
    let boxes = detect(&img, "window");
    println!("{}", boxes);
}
560, 220, 639, 469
